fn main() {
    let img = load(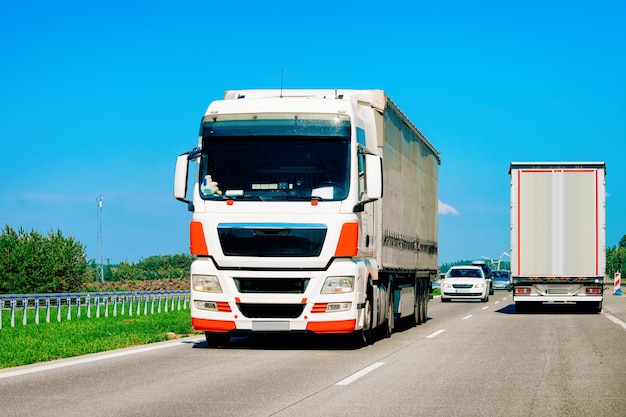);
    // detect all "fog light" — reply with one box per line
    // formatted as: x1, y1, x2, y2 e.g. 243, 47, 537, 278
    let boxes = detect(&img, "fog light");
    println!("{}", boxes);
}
194, 300, 217, 311
326, 302, 351, 312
